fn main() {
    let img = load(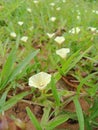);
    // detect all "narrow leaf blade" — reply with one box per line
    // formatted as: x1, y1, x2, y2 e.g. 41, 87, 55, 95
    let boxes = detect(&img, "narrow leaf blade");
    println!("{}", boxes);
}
26, 107, 42, 130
